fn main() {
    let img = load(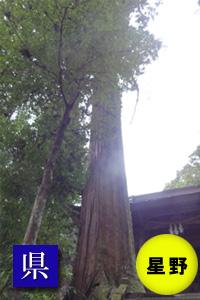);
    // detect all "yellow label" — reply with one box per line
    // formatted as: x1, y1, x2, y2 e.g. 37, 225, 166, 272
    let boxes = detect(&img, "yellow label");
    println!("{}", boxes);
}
136, 234, 198, 295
